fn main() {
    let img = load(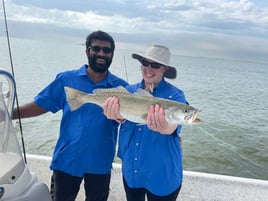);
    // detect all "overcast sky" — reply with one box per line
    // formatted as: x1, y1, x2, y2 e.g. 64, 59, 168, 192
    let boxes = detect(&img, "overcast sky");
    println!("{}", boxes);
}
1, 0, 268, 62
